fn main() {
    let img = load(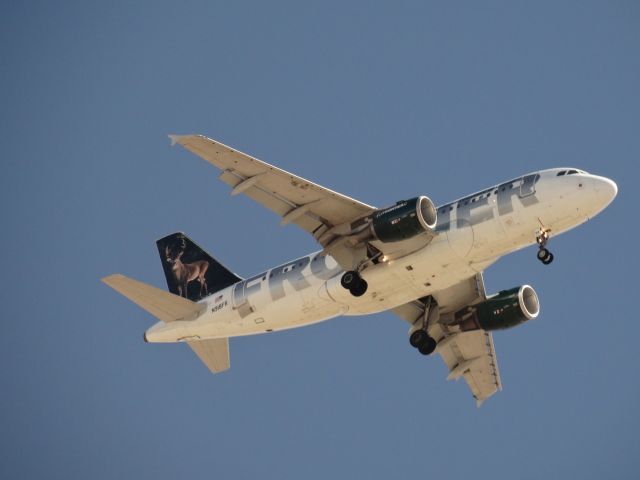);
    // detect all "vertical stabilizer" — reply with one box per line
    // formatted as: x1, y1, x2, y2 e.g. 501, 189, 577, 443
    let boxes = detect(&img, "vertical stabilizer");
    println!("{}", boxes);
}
156, 232, 242, 302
